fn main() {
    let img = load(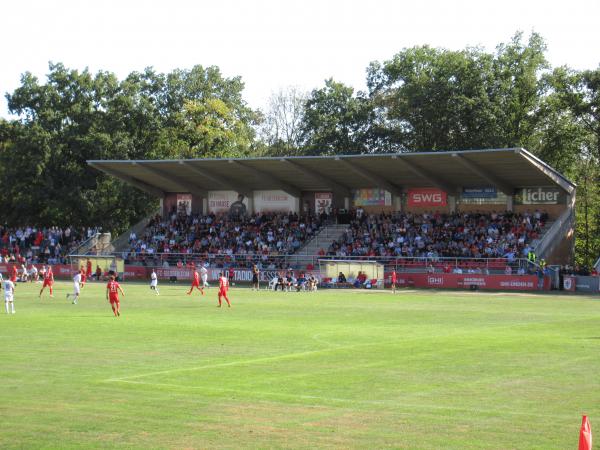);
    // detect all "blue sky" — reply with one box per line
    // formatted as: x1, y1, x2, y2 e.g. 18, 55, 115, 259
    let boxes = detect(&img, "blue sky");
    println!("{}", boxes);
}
1, 0, 599, 118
